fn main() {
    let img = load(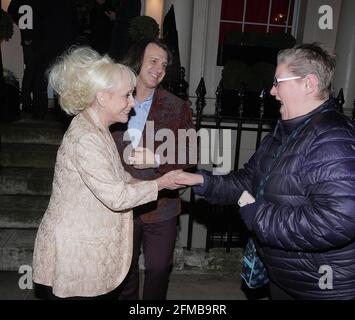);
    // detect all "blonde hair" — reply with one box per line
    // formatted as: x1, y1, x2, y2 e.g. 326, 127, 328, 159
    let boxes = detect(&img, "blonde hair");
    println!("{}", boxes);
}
49, 46, 136, 115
